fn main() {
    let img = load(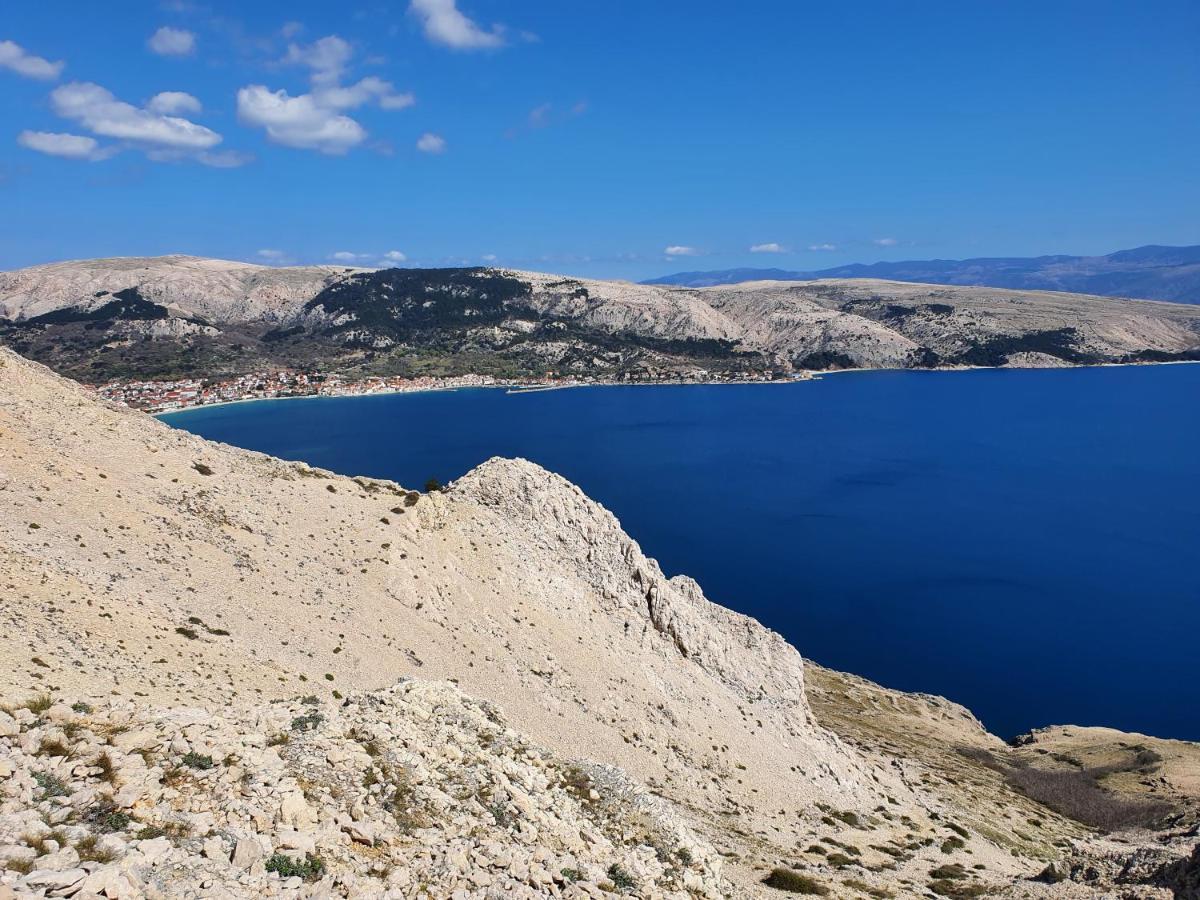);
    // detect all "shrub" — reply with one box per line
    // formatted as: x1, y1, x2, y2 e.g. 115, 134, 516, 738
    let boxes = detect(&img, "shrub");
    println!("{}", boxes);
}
266, 732, 290, 747
424, 477, 443, 493
33, 772, 69, 798
560, 867, 583, 883
762, 867, 829, 895
39, 738, 70, 758
291, 712, 324, 732
606, 863, 637, 893
941, 837, 965, 853
71, 701, 93, 714
266, 852, 325, 881
182, 752, 214, 770
26, 693, 55, 713
175, 626, 198, 640
192, 462, 214, 476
